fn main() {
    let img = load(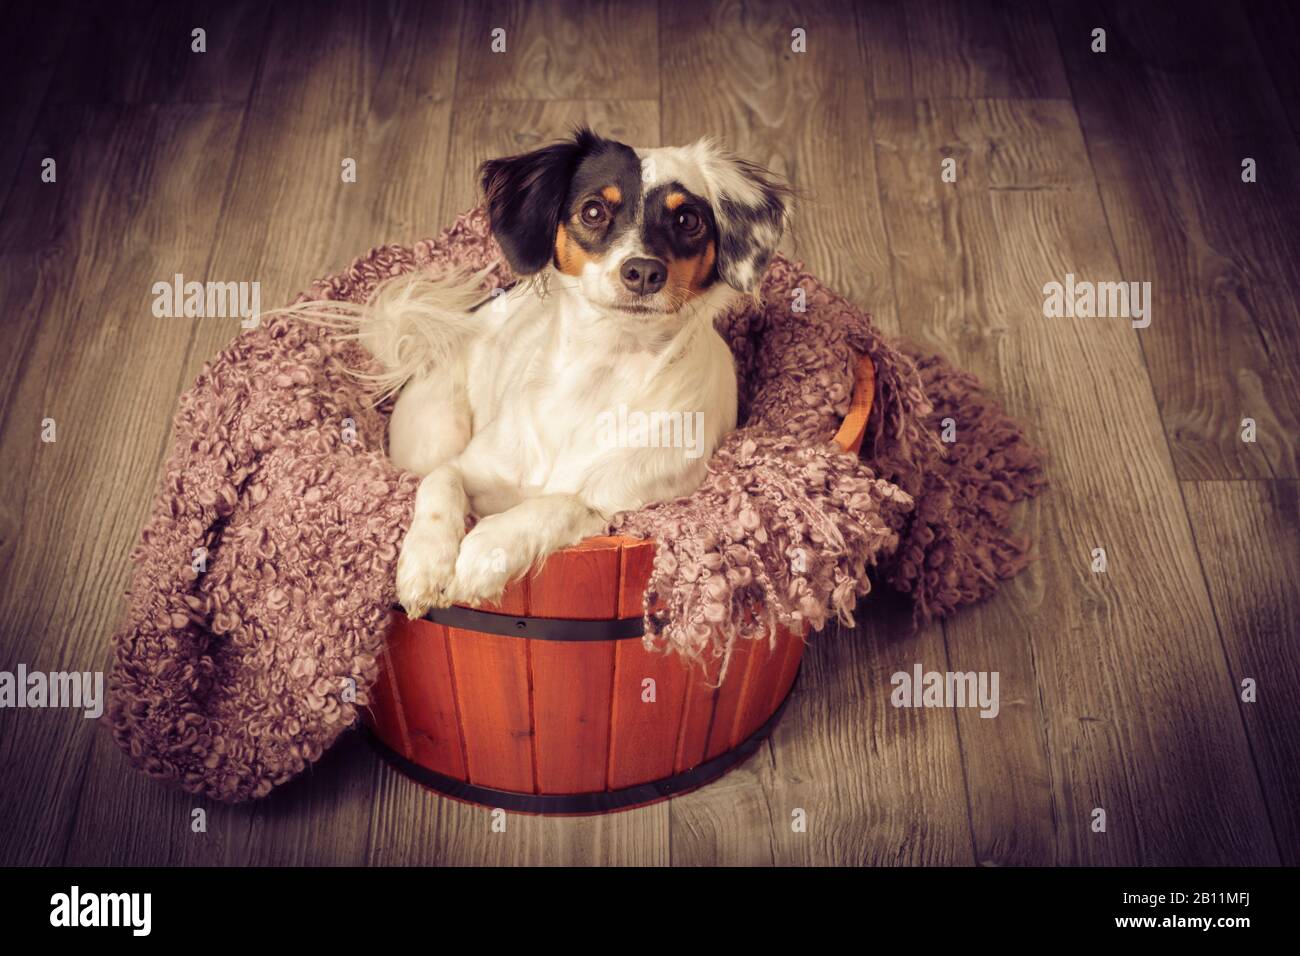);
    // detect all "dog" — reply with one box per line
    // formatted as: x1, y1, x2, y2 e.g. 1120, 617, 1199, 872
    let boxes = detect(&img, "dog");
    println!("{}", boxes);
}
353, 128, 790, 617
